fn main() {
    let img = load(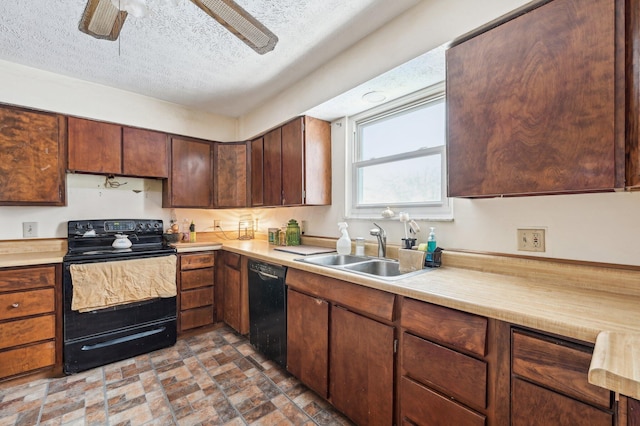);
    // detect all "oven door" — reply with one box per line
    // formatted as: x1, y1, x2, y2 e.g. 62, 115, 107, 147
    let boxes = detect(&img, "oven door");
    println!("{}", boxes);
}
63, 253, 177, 374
